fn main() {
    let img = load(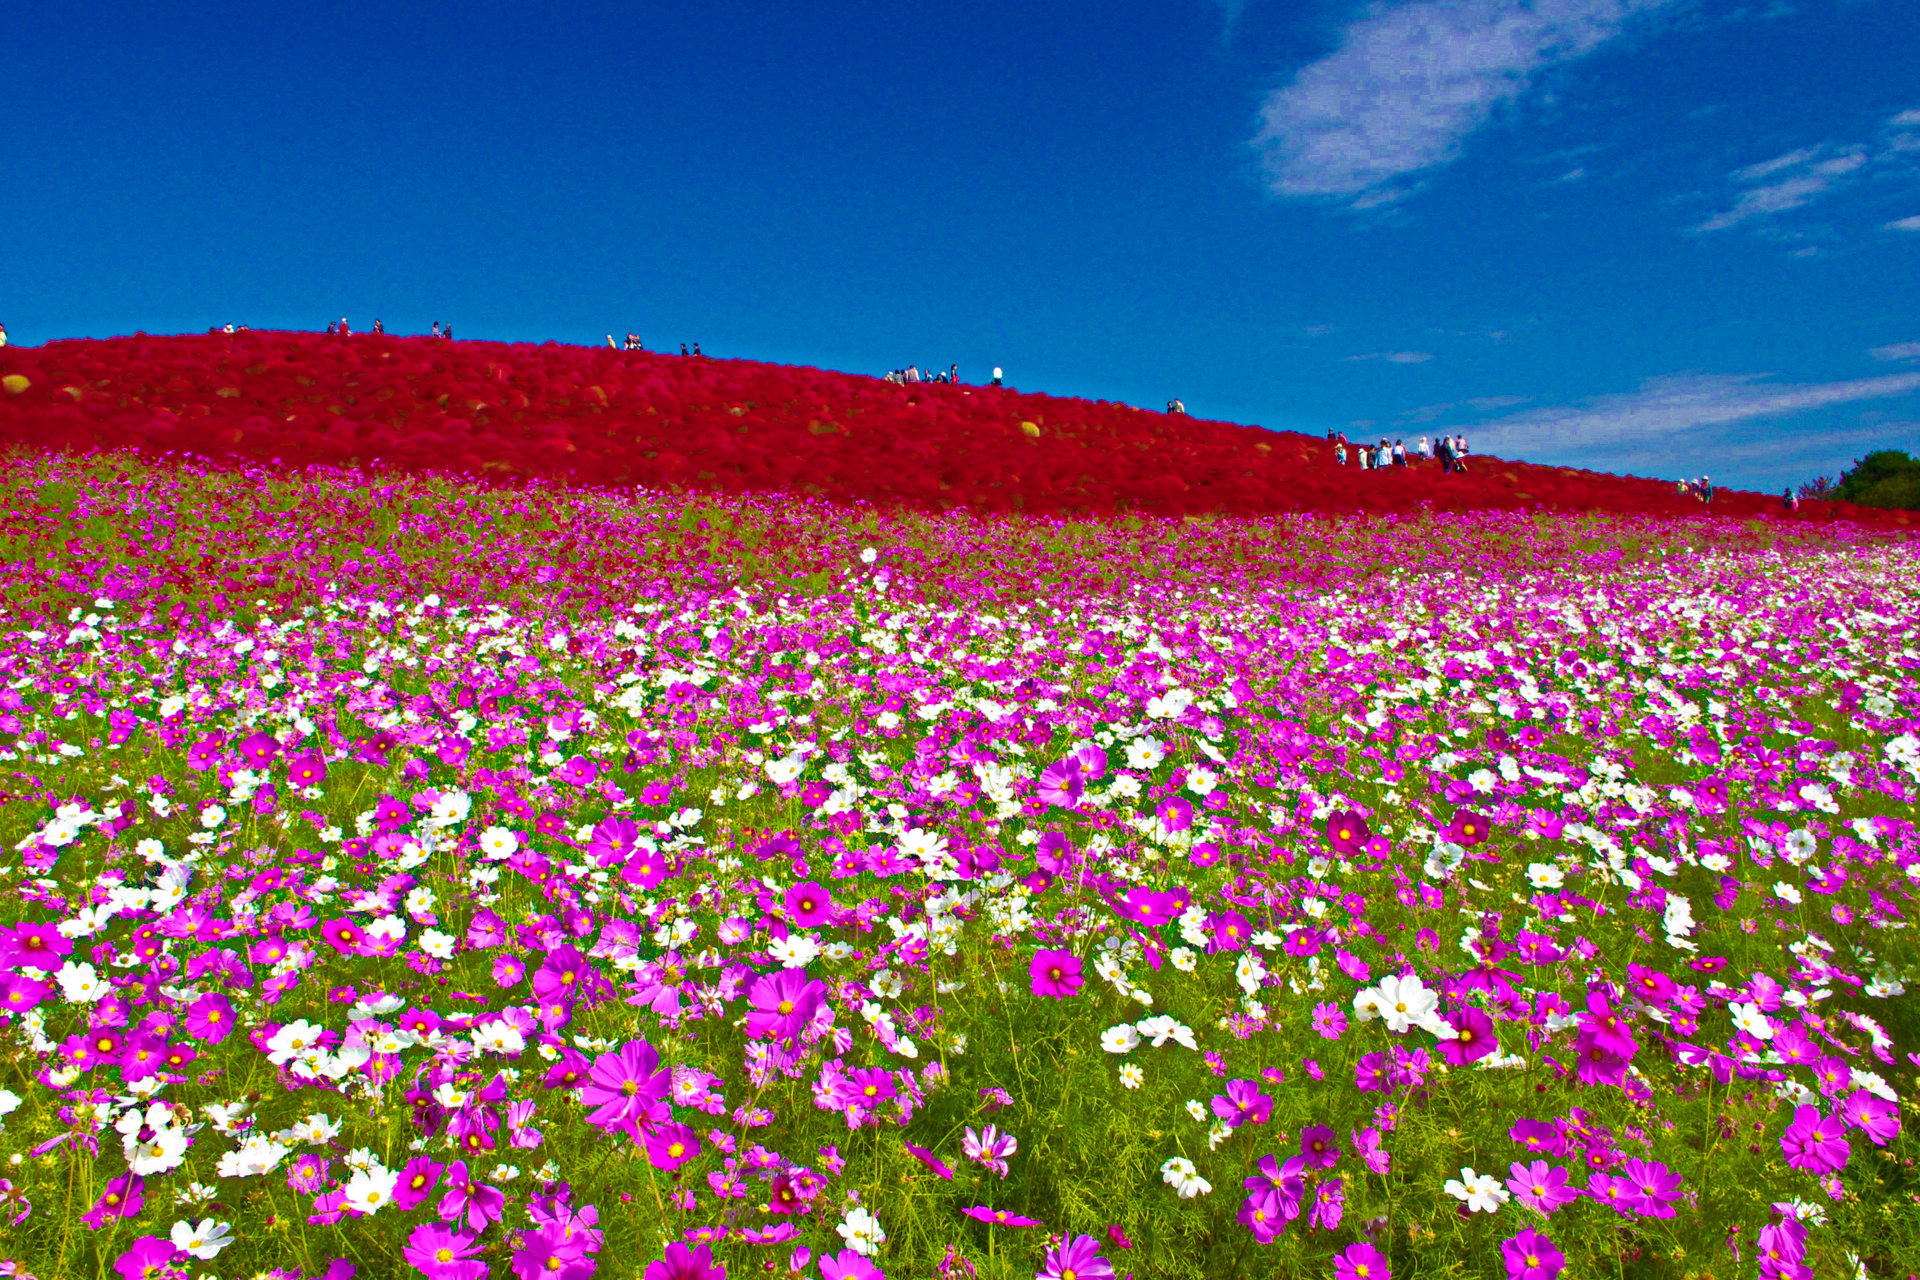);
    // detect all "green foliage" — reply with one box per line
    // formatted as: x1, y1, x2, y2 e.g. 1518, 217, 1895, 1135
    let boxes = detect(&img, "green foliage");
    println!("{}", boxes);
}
1834, 450, 1920, 511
